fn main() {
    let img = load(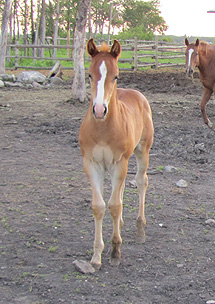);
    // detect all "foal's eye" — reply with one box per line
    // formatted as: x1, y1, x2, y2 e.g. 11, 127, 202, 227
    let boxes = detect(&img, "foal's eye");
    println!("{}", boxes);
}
114, 75, 119, 81
89, 74, 92, 80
